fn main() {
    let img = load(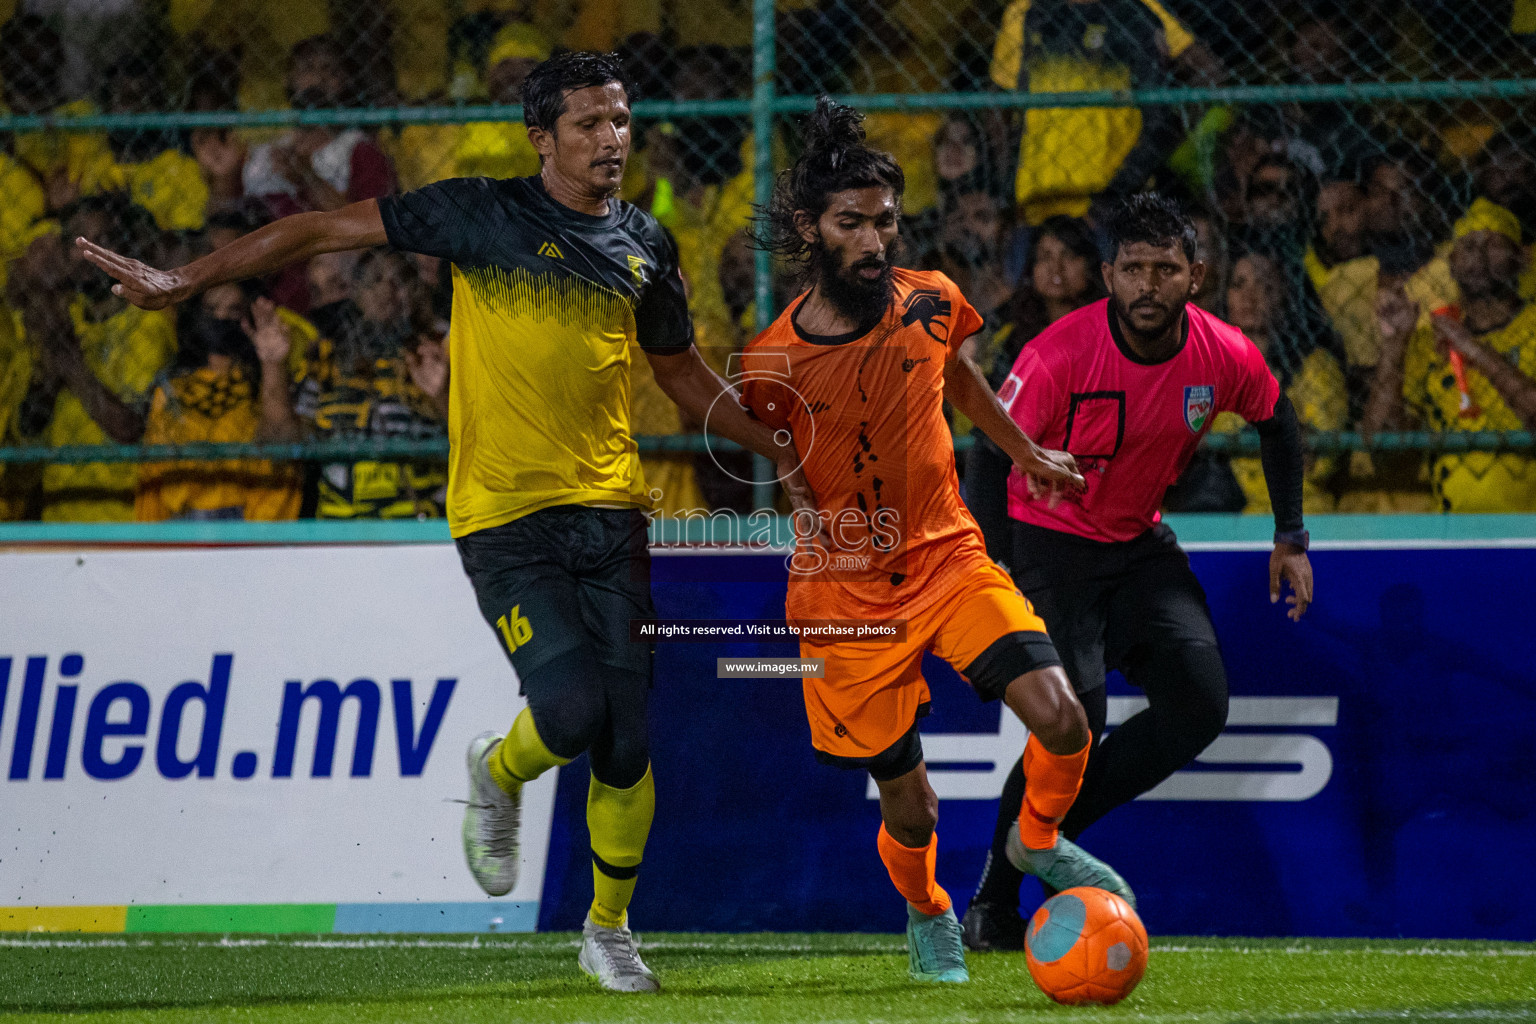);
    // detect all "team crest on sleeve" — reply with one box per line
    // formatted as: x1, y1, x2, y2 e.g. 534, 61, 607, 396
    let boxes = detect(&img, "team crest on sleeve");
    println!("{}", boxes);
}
997, 377, 1019, 405
1183, 385, 1215, 433
900, 289, 952, 341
